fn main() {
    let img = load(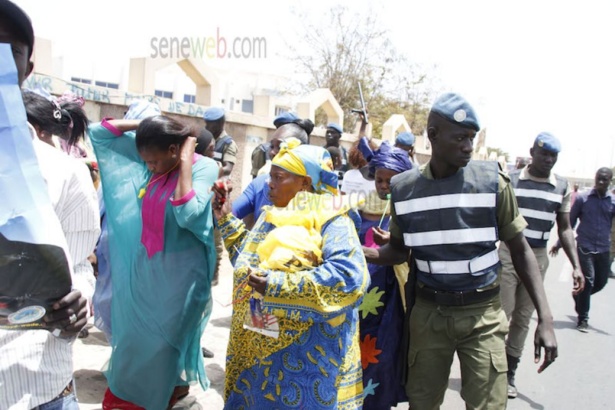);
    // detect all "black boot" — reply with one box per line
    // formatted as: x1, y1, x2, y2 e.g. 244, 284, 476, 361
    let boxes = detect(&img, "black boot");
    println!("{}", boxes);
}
507, 354, 520, 399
